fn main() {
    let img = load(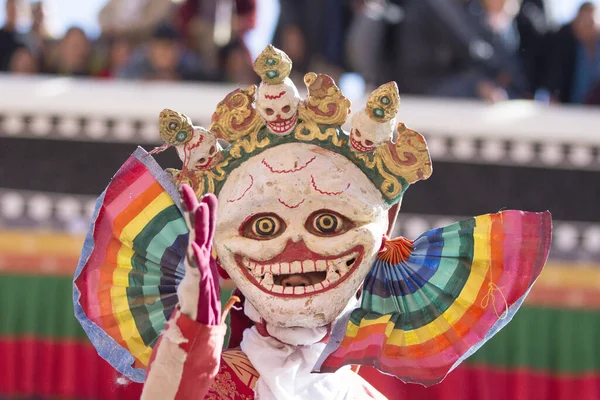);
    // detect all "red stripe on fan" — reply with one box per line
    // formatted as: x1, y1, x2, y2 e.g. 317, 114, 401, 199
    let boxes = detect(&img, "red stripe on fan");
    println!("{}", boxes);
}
103, 159, 146, 205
